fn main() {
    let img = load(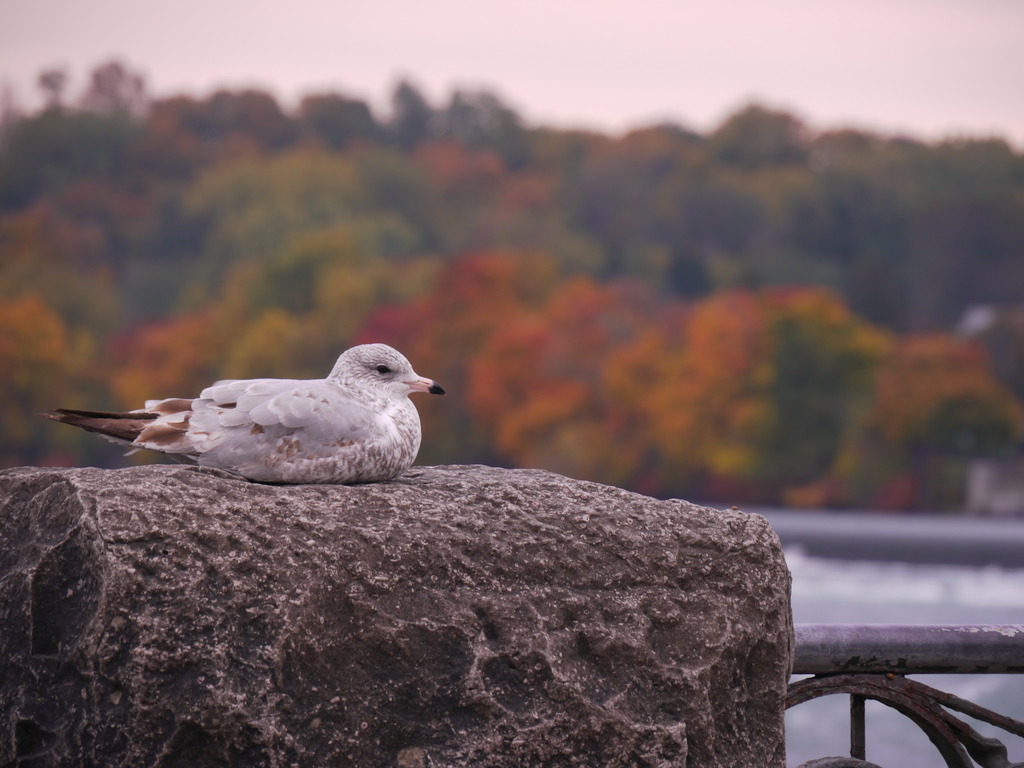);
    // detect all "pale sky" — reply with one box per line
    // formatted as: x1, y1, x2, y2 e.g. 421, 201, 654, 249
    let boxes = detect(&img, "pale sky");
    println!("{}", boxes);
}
2, 0, 1023, 143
